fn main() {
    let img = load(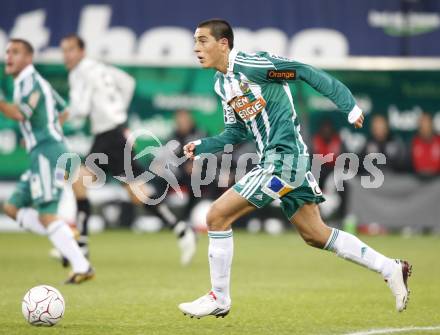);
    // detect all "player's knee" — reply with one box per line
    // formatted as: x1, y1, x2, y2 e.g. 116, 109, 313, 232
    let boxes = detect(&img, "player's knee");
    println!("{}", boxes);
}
126, 187, 143, 206
72, 178, 87, 198
3, 203, 18, 220
72, 166, 96, 197
206, 205, 220, 230
301, 232, 325, 249
206, 202, 228, 231
39, 214, 57, 227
